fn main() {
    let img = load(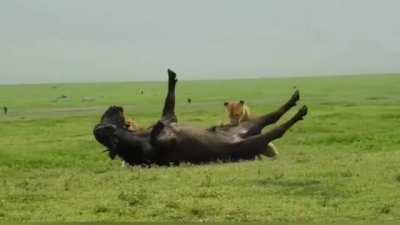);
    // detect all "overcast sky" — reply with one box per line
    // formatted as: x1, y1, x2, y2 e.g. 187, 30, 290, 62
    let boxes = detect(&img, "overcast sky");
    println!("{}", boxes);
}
1, 0, 399, 84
